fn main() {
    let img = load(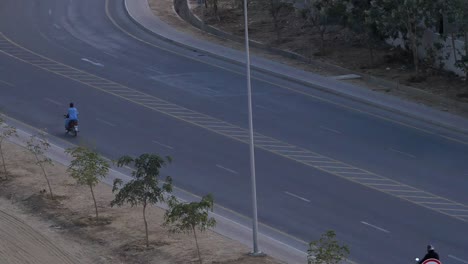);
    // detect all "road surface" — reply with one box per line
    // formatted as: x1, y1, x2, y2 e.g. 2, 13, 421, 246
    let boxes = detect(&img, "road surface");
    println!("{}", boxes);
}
0, 0, 467, 263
